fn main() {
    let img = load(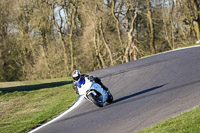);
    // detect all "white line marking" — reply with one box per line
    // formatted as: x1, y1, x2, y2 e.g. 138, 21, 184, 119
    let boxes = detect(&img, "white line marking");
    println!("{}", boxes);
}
29, 96, 84, 133
155, 45, 200, 56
